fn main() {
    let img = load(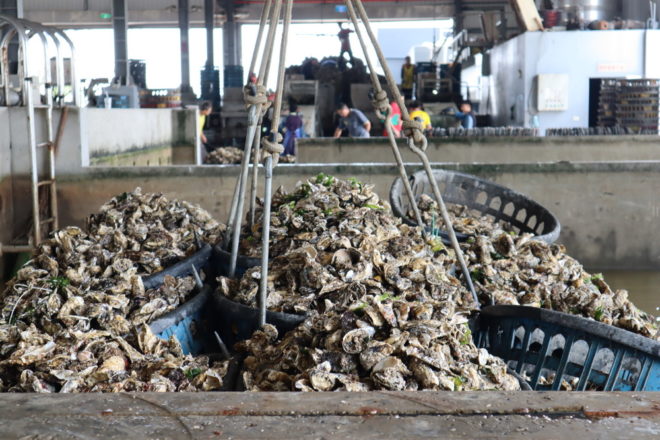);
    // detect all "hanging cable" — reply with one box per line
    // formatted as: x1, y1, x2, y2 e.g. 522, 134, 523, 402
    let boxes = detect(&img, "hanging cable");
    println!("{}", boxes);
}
345, 0, 479, 306
343, 0, 424, 230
